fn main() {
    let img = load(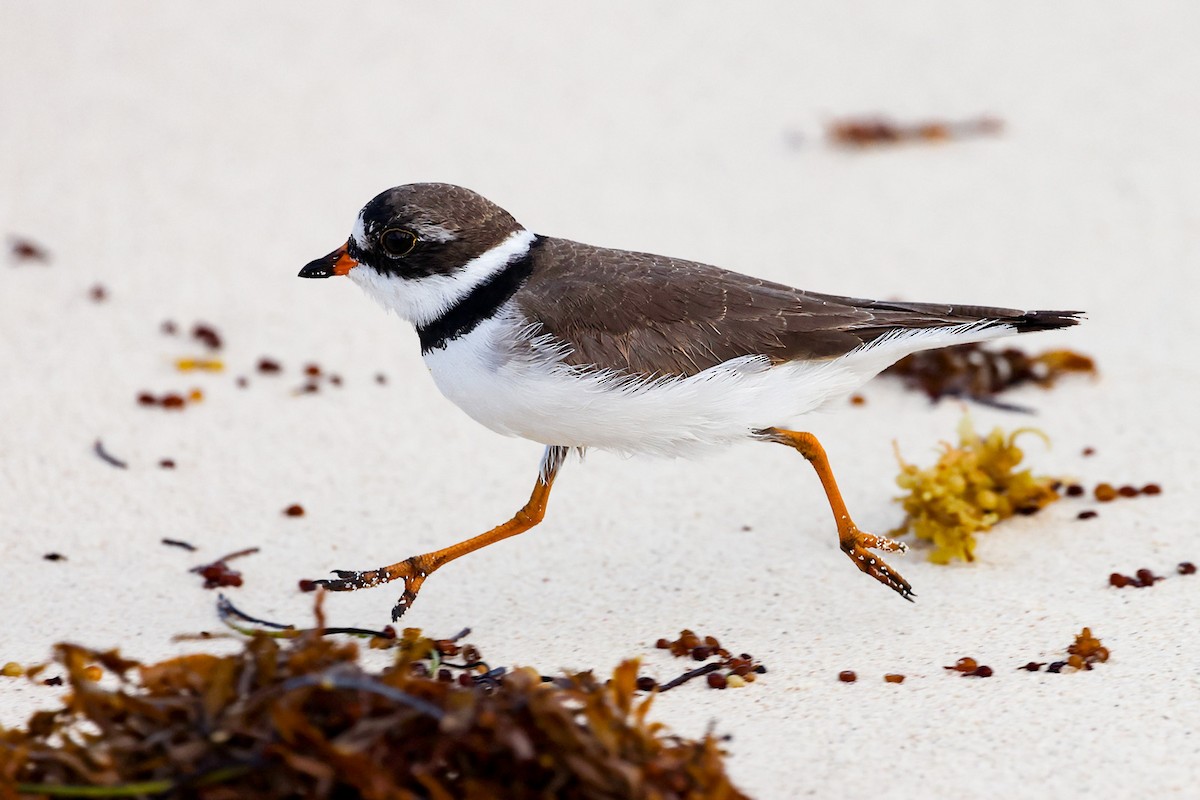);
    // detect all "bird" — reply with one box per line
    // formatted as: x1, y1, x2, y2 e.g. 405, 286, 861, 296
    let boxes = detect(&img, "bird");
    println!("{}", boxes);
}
299, 183, 1081, 621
